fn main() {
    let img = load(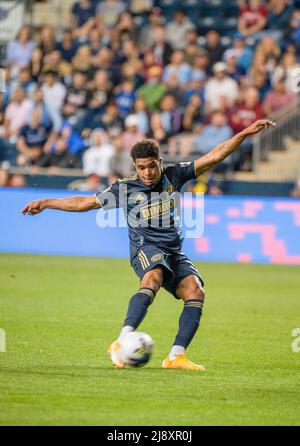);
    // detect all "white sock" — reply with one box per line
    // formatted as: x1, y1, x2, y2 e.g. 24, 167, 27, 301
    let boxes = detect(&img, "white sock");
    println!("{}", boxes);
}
169, 345, 185, 361
117, 326, 134, 342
